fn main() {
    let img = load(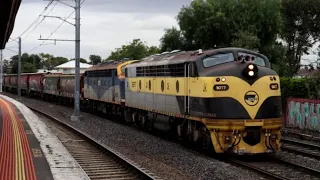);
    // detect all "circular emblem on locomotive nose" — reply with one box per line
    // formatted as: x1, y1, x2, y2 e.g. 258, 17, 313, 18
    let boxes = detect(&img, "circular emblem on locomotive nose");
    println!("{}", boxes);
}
244, 91, 259, 106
